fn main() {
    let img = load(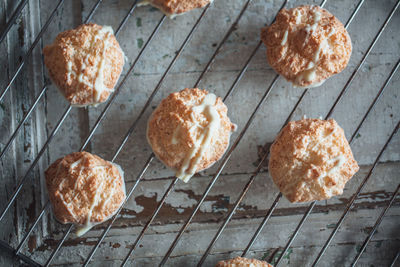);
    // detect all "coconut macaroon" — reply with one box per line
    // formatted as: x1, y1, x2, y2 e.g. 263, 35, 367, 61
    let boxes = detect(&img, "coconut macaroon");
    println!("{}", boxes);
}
45, 152, 126, 236
147, 88, 236, 182
261, 5, 352, 88
216, 257, 273, 267
43, 23, 124, 106
139, 0, 211, 16
269, 118, 359, 203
